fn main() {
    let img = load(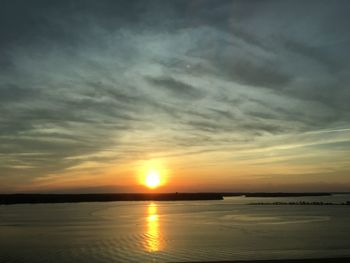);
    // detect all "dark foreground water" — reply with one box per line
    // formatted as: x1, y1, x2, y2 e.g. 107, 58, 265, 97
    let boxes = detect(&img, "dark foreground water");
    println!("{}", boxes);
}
0, 194, 350, 263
